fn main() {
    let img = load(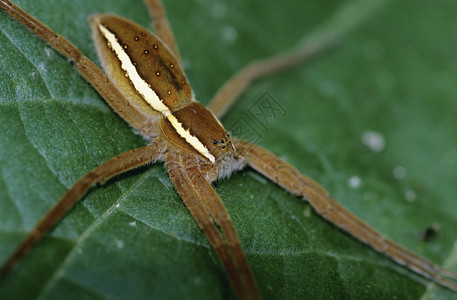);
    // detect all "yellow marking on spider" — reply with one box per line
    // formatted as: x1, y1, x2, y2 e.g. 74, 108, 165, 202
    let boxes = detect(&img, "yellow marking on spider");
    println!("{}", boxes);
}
98, 24, 169, 113
167, 114, 215, 162
98, 23, 215, 163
